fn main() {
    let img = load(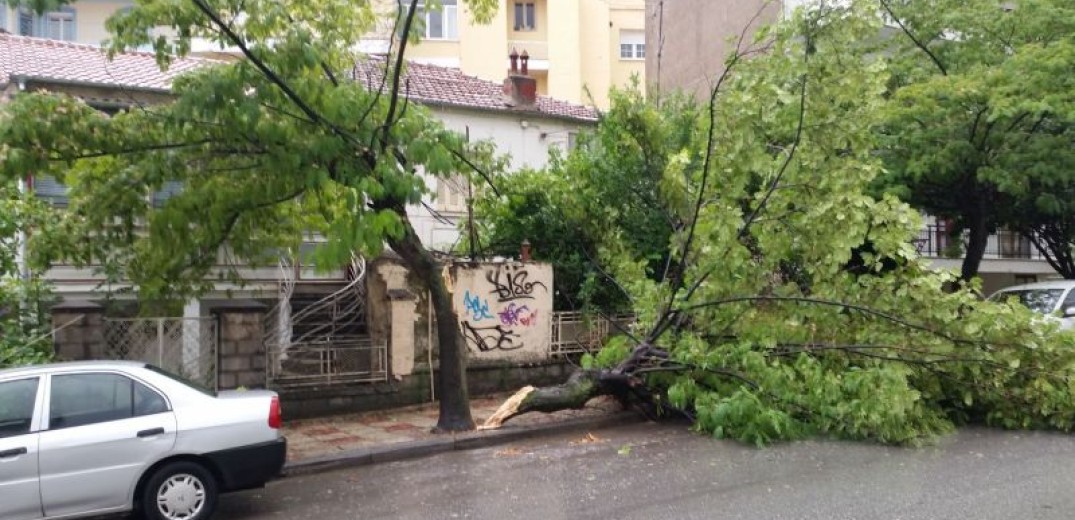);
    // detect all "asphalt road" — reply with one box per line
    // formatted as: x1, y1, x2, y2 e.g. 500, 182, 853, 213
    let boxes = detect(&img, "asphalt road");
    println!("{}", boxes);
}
213, 422, 1075, 520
